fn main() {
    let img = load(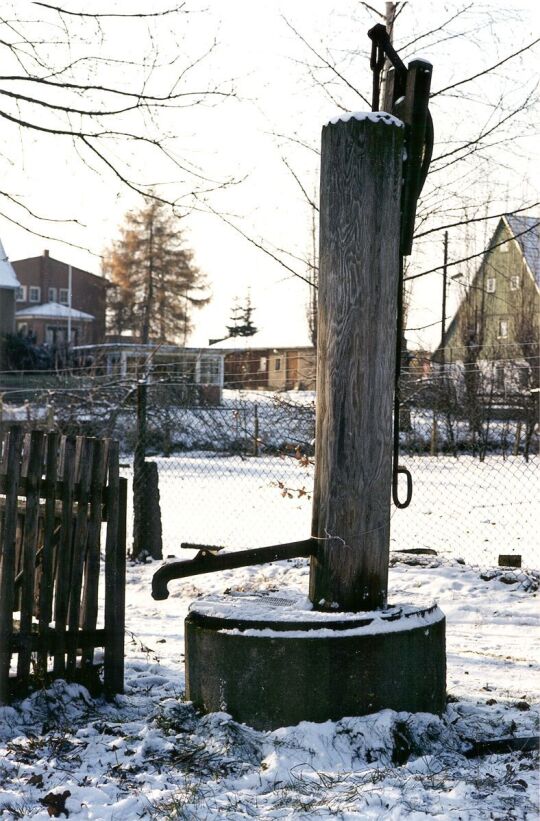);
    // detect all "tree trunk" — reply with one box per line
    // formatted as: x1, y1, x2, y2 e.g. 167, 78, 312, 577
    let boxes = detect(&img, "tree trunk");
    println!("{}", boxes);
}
309, 113, 404, 612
